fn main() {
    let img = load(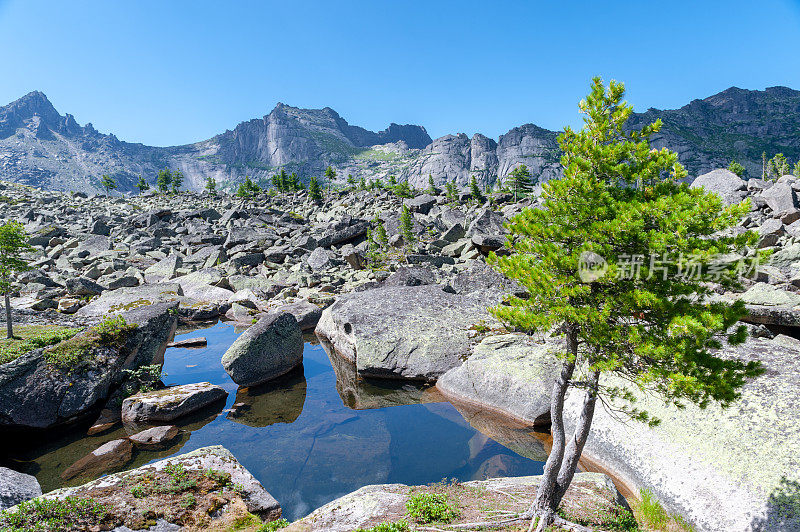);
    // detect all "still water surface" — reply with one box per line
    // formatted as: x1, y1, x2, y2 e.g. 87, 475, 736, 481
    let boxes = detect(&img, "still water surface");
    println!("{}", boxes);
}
2, 321, 547, 520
